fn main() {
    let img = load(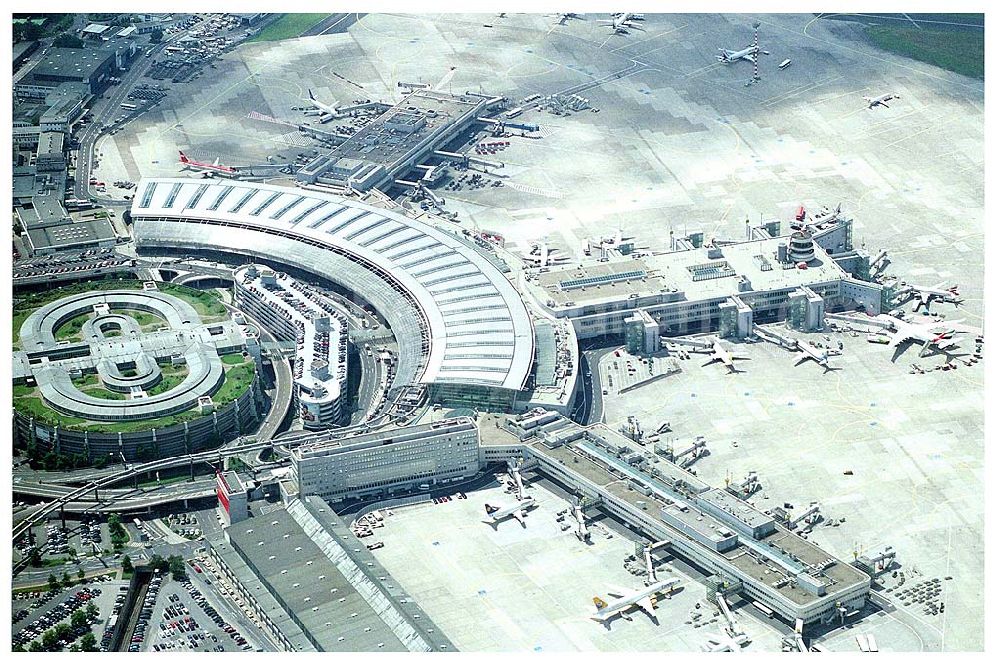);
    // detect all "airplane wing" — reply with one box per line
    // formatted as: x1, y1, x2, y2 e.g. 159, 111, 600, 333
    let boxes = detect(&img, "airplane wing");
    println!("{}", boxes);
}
794, 353, 810, 366
606, 584, 635, 599
888, 329, 909, 347
637, 595, 656, 615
